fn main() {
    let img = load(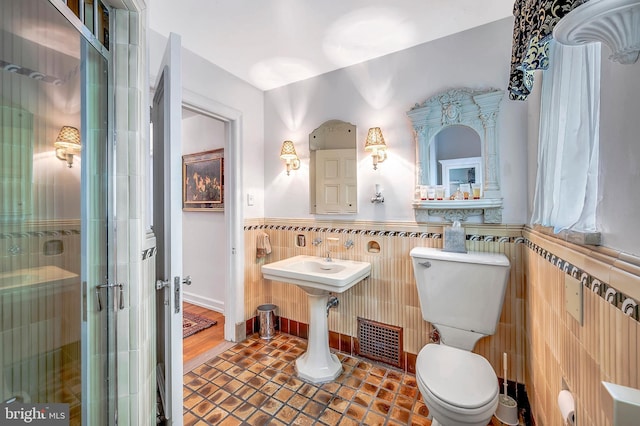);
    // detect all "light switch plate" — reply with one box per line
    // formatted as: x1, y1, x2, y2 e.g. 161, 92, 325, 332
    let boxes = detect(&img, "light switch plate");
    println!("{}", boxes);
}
247, 193, 255, 206
565, 275, 583, 325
